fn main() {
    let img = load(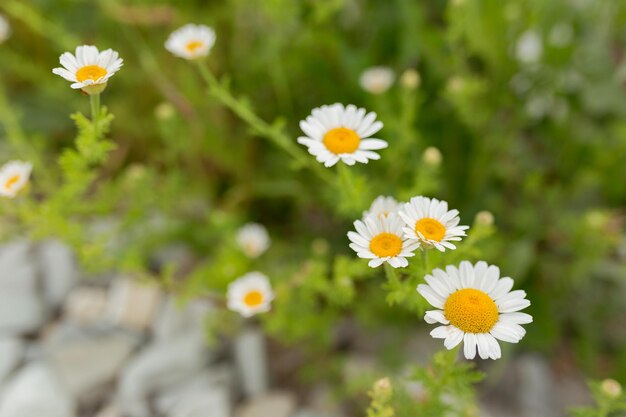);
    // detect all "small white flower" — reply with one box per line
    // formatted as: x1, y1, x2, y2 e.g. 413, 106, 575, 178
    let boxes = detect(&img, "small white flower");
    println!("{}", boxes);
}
359, 66, 395, 94
236, 223, 270, 258
364, 196, 401, 219
0, 160, 32, 198
399, 196, 469, 252
515, 30, 543, 64
52, 45, 123, 95
298, 103, 387, 167
348, 213, 420, 268
227, 272, 274, 317
0, 14, 10, 44
418, 260, 532, 360
165, 24, 216, 60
